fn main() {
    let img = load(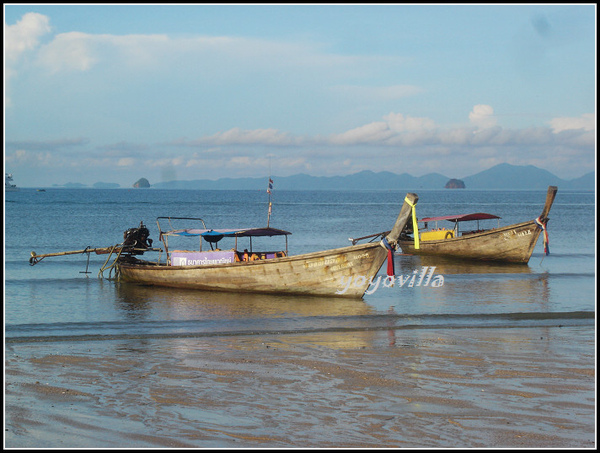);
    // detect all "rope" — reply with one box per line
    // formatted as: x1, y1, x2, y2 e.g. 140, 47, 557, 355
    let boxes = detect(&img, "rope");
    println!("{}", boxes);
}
98, 244, 124, 280
381, 237, 395, 277
534, 216, 550, 255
